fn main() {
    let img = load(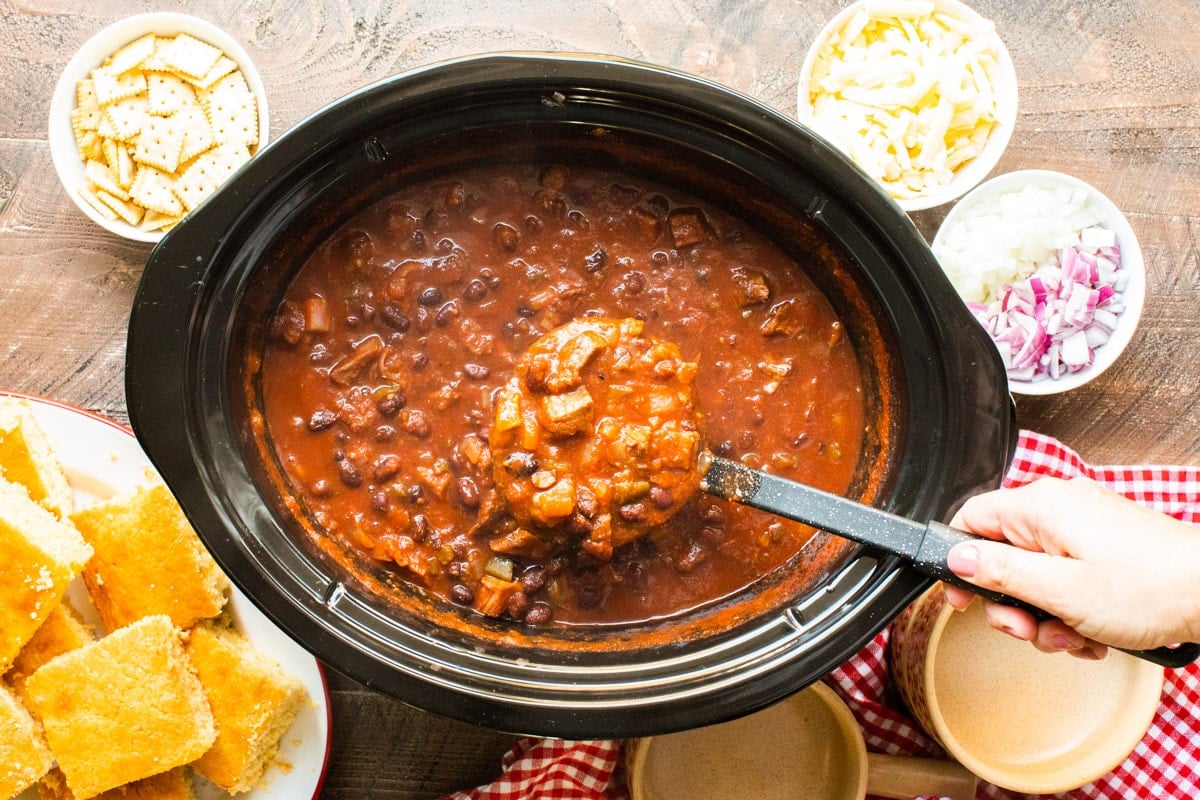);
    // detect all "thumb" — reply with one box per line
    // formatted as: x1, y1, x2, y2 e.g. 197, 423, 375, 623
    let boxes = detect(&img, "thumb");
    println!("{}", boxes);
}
948, 540, 1077, 619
